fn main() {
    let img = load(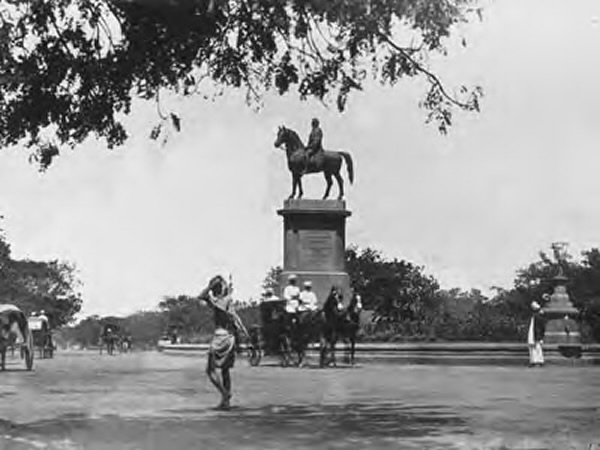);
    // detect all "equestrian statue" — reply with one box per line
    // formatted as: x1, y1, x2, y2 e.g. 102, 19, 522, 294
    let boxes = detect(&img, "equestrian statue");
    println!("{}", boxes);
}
274, 119, 354, 200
